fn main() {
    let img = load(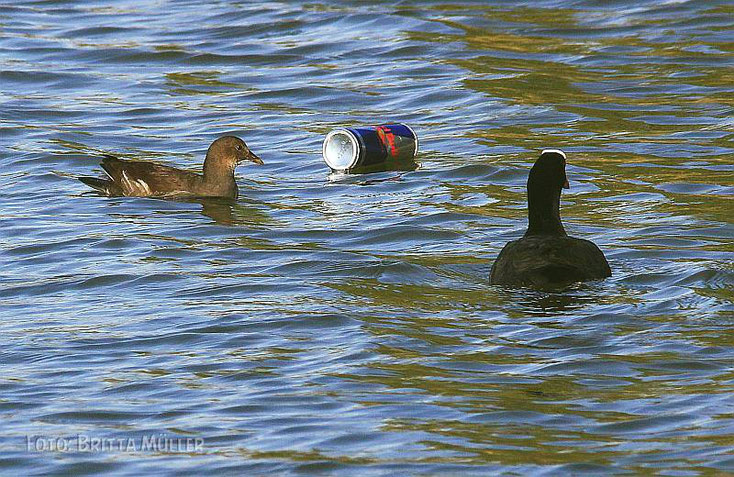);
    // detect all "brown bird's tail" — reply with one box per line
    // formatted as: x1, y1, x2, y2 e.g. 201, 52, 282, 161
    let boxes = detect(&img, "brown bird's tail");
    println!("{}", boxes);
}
79, 176, 114, 195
